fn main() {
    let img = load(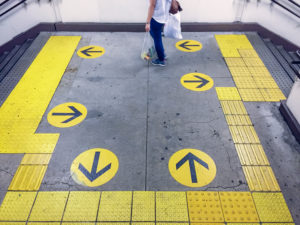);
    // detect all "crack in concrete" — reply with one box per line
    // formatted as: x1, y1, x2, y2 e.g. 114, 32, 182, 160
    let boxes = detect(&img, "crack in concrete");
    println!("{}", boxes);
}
203, 182, 247, 191
0, 168, 14, 177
